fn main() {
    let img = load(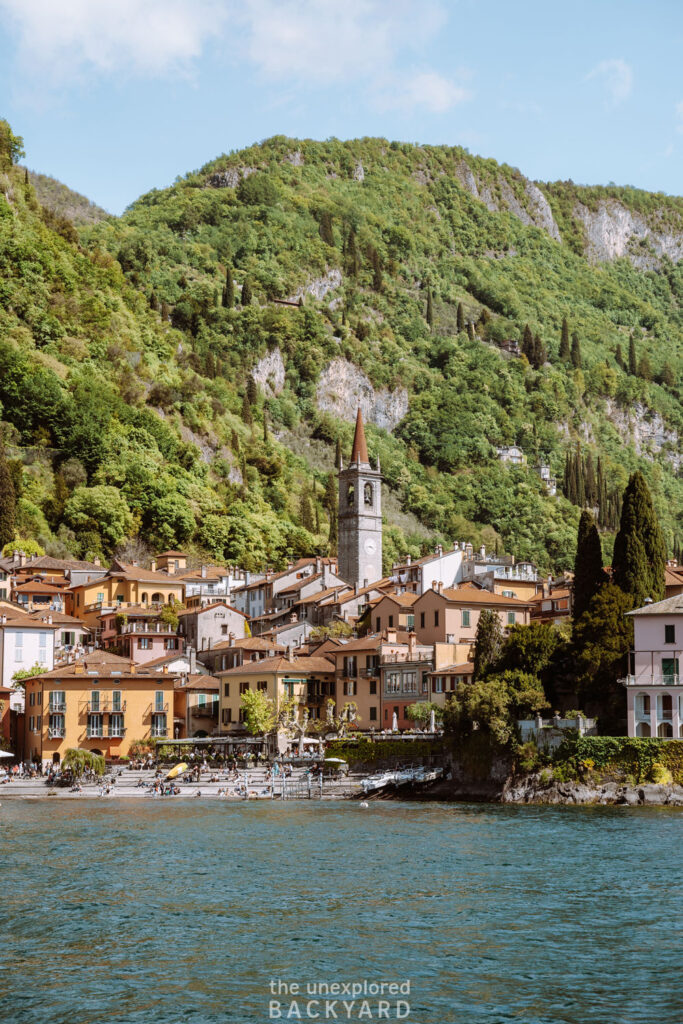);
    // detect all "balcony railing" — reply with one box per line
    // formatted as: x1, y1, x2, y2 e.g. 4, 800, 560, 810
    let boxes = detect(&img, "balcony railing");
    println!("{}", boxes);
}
86, 729, 104, 739
106, 727, 127, 738
620, 674, 681, 687
151, 728, 168, 738
48, 701, 66, 713
191, 702, 219, 717
148, 703, 169, 715
120, 622, 176, 635
82, 701, 127, 714
48, 727, 65, 739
